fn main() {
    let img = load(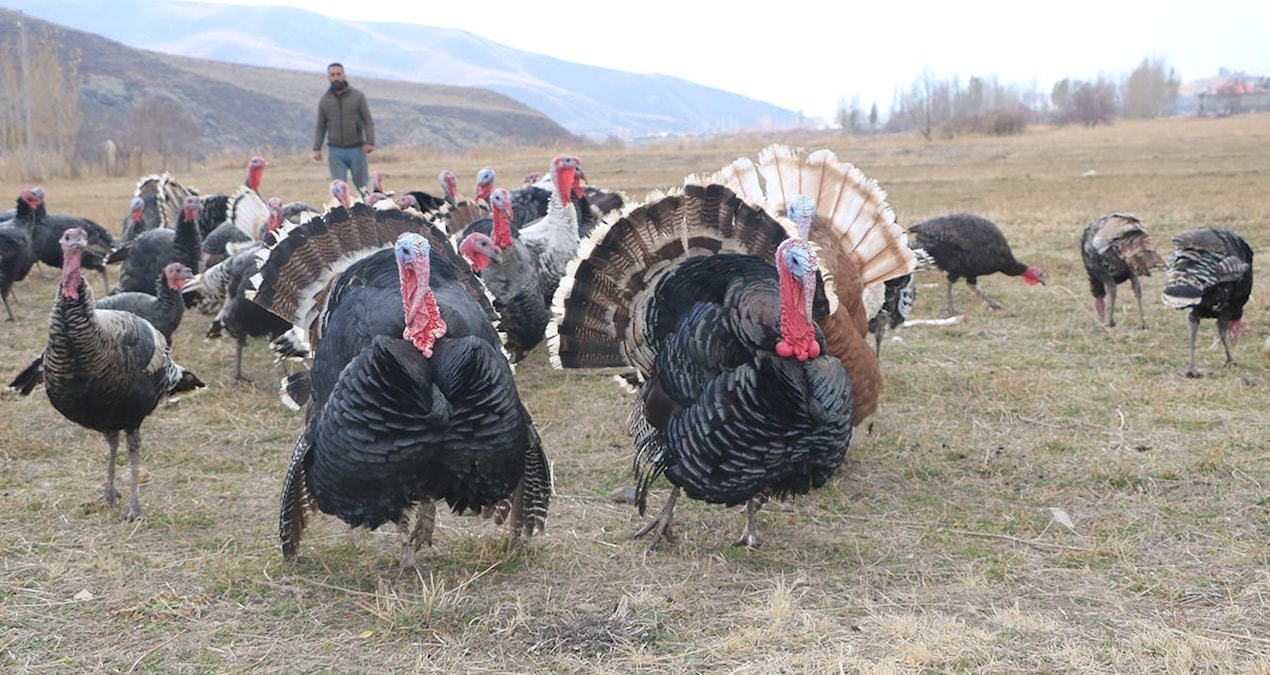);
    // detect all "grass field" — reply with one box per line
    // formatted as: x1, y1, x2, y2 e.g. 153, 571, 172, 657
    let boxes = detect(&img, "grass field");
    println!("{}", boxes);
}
2, 114, 1270, 673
